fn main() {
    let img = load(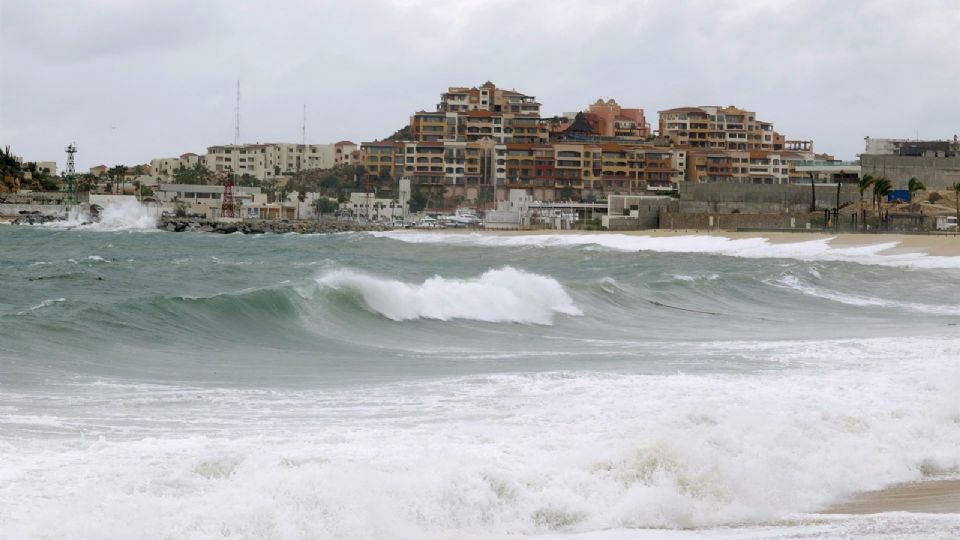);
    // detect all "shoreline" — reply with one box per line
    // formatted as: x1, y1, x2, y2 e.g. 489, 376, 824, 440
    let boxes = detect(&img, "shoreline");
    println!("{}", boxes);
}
821, 478, 960, 515
412, 228, 960, 257
5, 218, 960, 257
